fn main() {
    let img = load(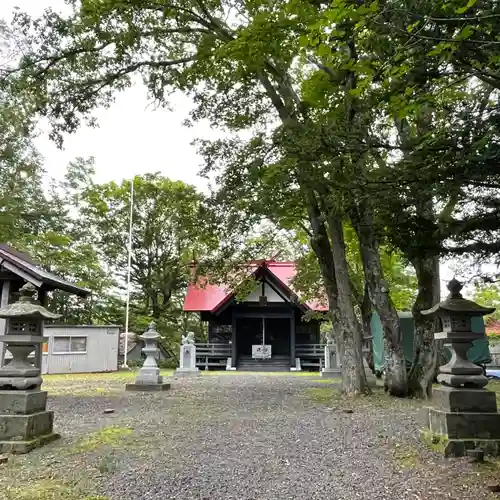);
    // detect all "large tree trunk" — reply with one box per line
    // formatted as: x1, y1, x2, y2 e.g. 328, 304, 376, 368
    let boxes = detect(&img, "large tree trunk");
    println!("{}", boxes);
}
328, 216, 369, 394
408, 255, 440, 398
360, 284, 376, 374
306, 195, 344, 347
352, 207, 408, 397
